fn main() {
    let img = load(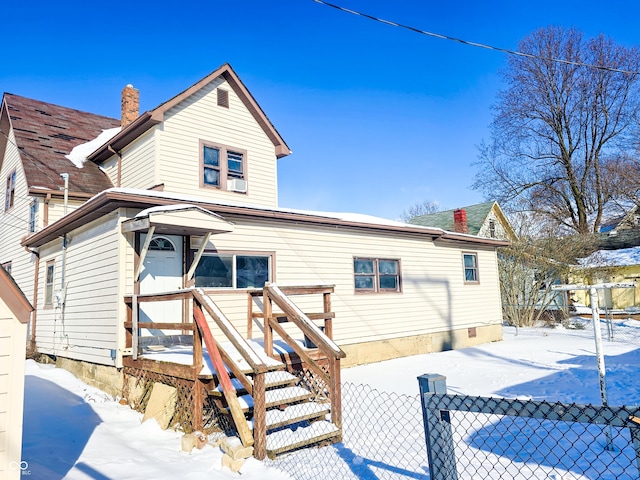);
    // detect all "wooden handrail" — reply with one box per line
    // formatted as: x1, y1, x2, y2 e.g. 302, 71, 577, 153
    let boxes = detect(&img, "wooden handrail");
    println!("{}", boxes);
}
192, 288, 268, 374
193, 302, 253, 447
264, 284, 345, 360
